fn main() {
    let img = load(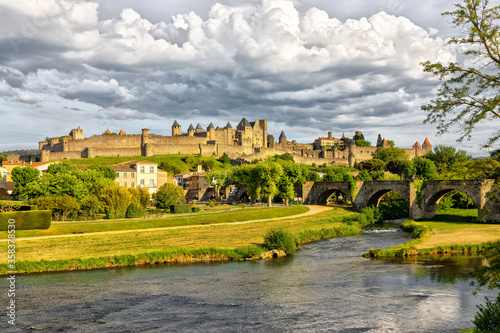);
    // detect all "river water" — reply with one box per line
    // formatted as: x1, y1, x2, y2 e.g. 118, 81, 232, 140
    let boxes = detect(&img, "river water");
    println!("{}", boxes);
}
2, 227, 498, 332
